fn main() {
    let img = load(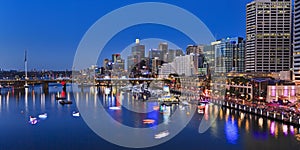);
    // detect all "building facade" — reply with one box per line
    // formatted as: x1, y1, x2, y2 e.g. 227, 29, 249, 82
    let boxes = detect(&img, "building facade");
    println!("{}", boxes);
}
211, 37, 245, 73
246, 0, 292, 72
166, 49, 184, 63
186, 45, 207, 75
127, 39, 145, 72
158, 55, 196, 77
